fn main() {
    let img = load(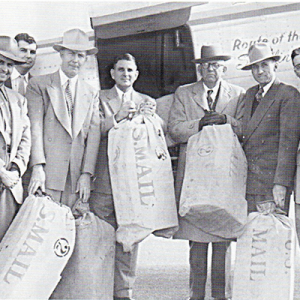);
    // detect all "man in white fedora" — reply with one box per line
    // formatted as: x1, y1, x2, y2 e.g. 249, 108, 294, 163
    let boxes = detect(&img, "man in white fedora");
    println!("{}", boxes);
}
0, 36, 31, 241
241, 42, 300, 214
26, 28, 101, 208
168, 45, 245, 300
